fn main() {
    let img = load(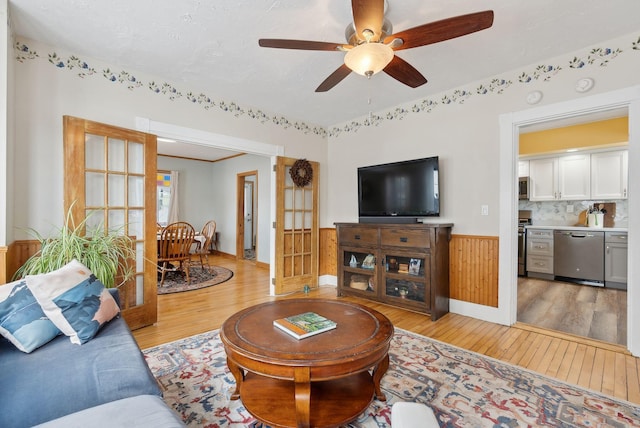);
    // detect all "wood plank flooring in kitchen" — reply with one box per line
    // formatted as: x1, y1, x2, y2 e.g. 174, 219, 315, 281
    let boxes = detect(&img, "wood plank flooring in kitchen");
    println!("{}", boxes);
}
518, 277, 627, 345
